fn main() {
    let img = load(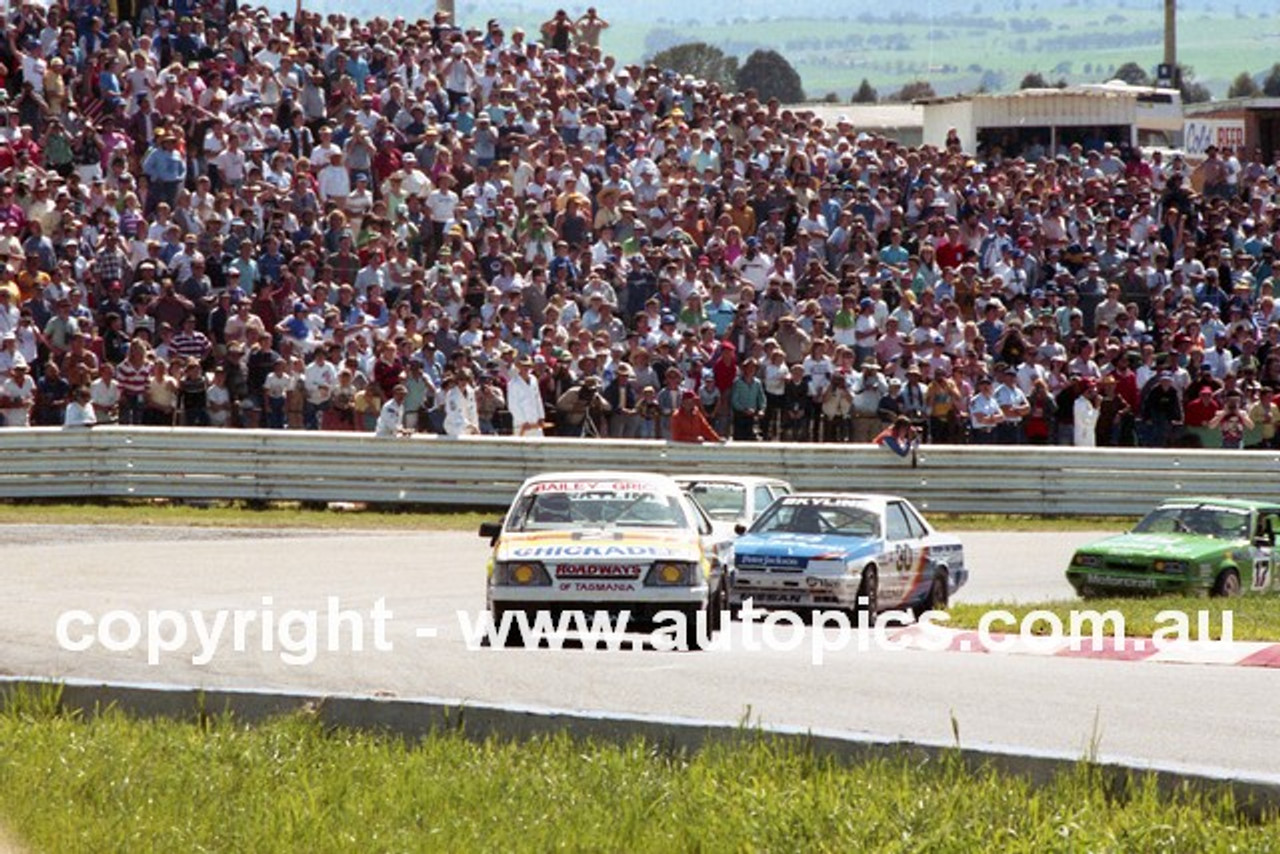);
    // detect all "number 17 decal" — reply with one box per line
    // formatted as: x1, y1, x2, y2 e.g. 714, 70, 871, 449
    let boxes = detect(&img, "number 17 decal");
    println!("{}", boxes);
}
1252, 558, 1271, 592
